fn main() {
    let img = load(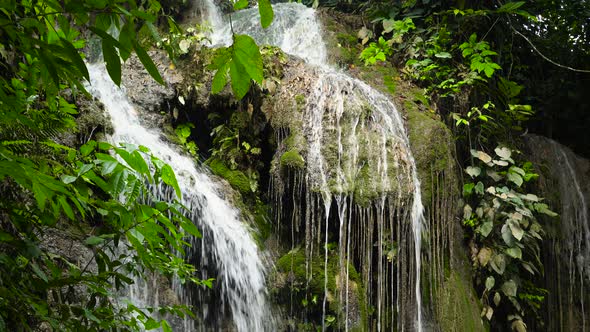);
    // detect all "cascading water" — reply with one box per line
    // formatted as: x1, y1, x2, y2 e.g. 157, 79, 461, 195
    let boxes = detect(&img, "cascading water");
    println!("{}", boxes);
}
197, 2, 425, 330
526, 135, 590, 332
85, 63, 275, 331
